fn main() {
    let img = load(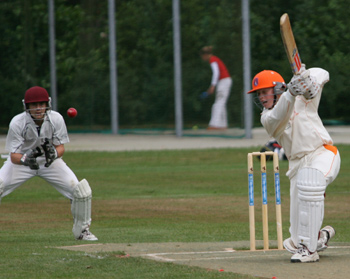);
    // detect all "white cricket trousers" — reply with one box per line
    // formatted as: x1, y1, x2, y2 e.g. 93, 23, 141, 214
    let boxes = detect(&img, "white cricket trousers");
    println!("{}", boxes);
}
0, 157, 79, 201
288, 145, 341, 247
209, 77, 232, 128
